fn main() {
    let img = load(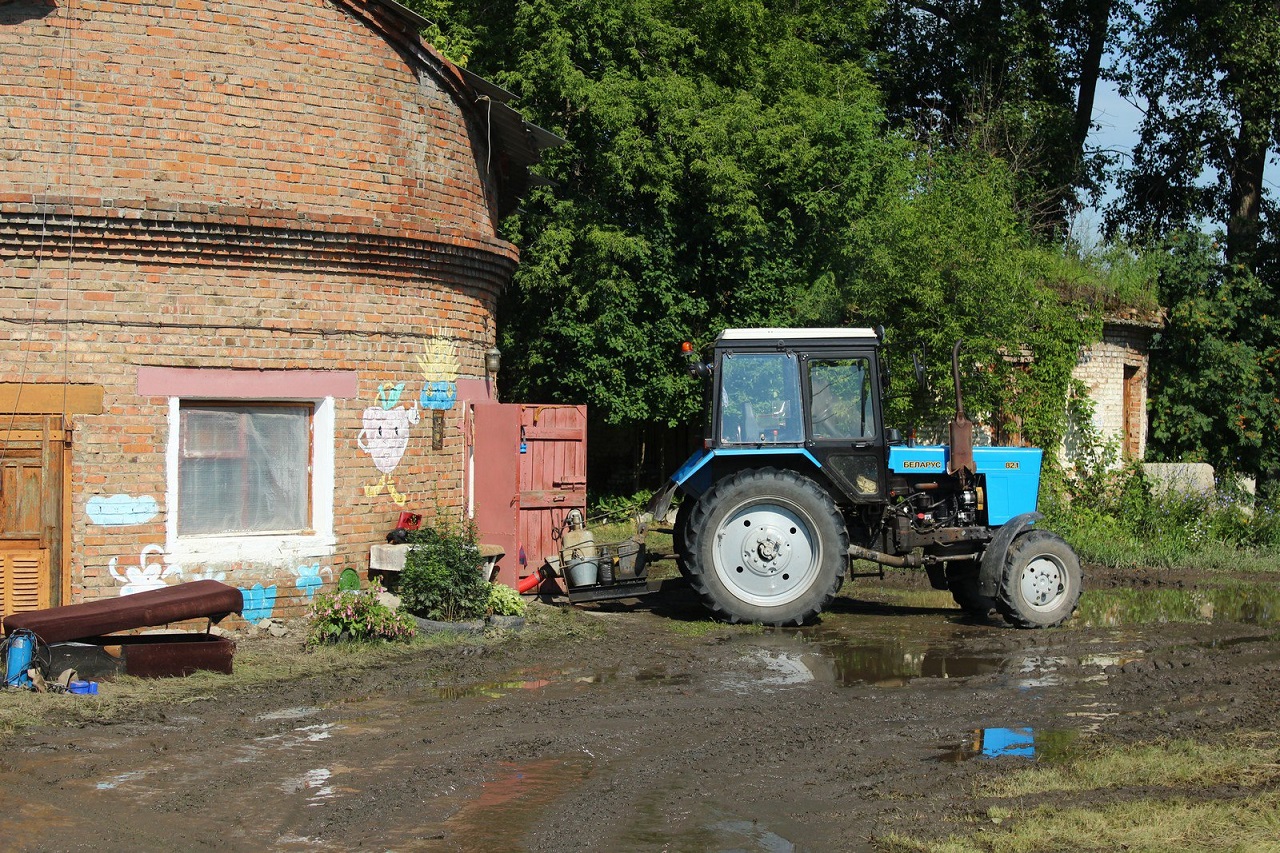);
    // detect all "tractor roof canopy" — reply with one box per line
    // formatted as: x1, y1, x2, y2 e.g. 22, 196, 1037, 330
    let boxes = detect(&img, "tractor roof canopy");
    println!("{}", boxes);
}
716, 328, 881, 346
